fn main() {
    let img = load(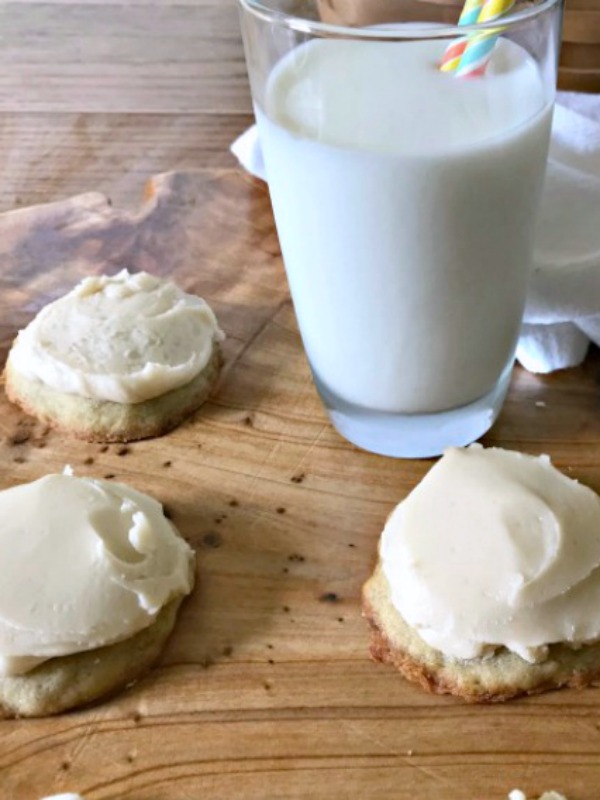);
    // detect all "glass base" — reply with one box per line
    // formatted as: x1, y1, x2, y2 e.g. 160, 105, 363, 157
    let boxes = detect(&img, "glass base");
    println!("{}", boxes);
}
313, 365, 513, 459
